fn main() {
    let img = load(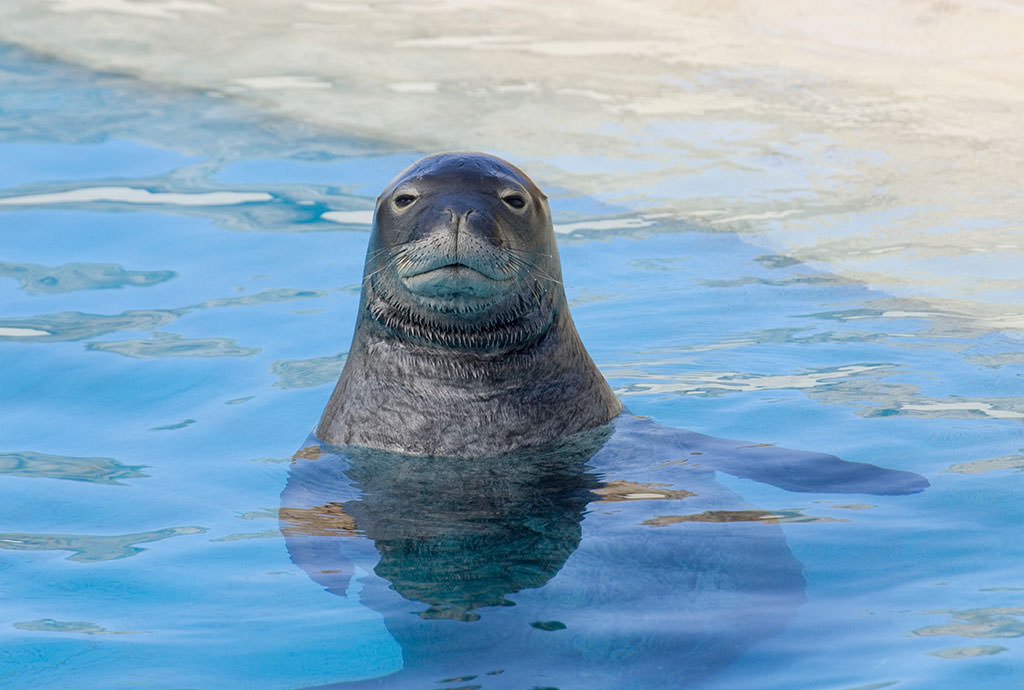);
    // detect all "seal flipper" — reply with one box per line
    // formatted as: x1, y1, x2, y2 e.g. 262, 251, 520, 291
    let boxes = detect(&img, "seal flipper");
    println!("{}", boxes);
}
699, 438, 930, 495
612, 414, 929, 495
